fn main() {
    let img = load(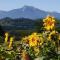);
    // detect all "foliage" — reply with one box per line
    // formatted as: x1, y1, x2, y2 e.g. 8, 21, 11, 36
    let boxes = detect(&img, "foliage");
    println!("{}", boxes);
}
0, 15, 60, 60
